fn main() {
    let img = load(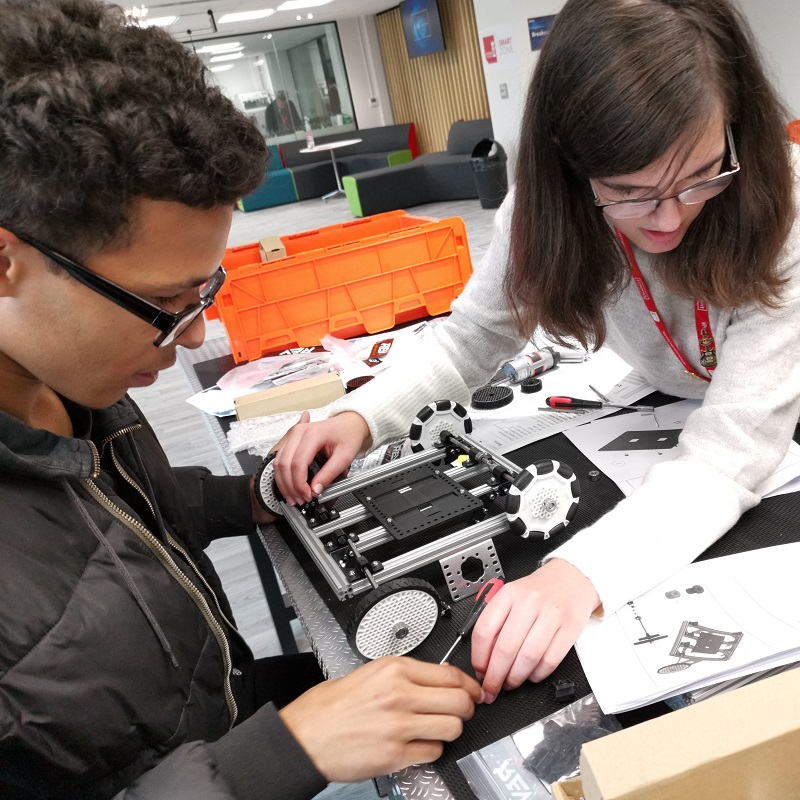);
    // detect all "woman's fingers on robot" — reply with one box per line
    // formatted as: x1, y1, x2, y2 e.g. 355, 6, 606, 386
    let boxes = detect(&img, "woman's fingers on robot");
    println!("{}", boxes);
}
471, 580, 550, 699
470, 562, 600, 700
272, 411, 316, 505
273, 411, 370, 505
